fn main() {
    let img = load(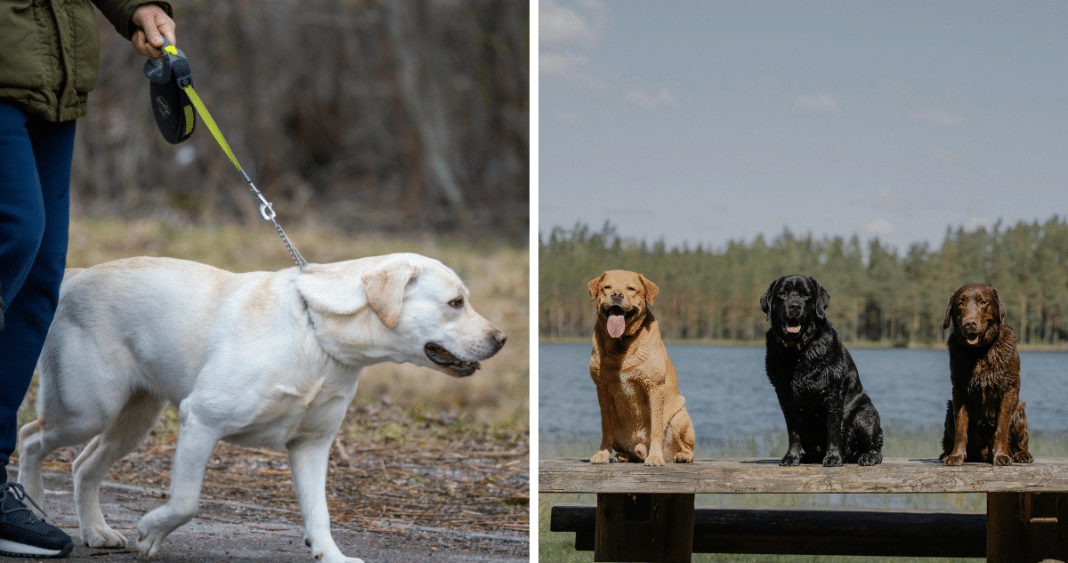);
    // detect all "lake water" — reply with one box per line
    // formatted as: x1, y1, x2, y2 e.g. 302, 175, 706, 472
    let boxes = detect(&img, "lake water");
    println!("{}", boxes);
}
539, 342, 1068, 448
